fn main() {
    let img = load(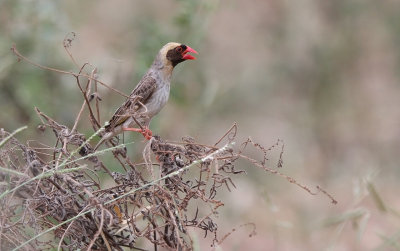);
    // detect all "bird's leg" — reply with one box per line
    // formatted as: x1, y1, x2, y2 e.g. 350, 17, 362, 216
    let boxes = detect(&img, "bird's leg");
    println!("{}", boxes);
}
123, 127, 153, 140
